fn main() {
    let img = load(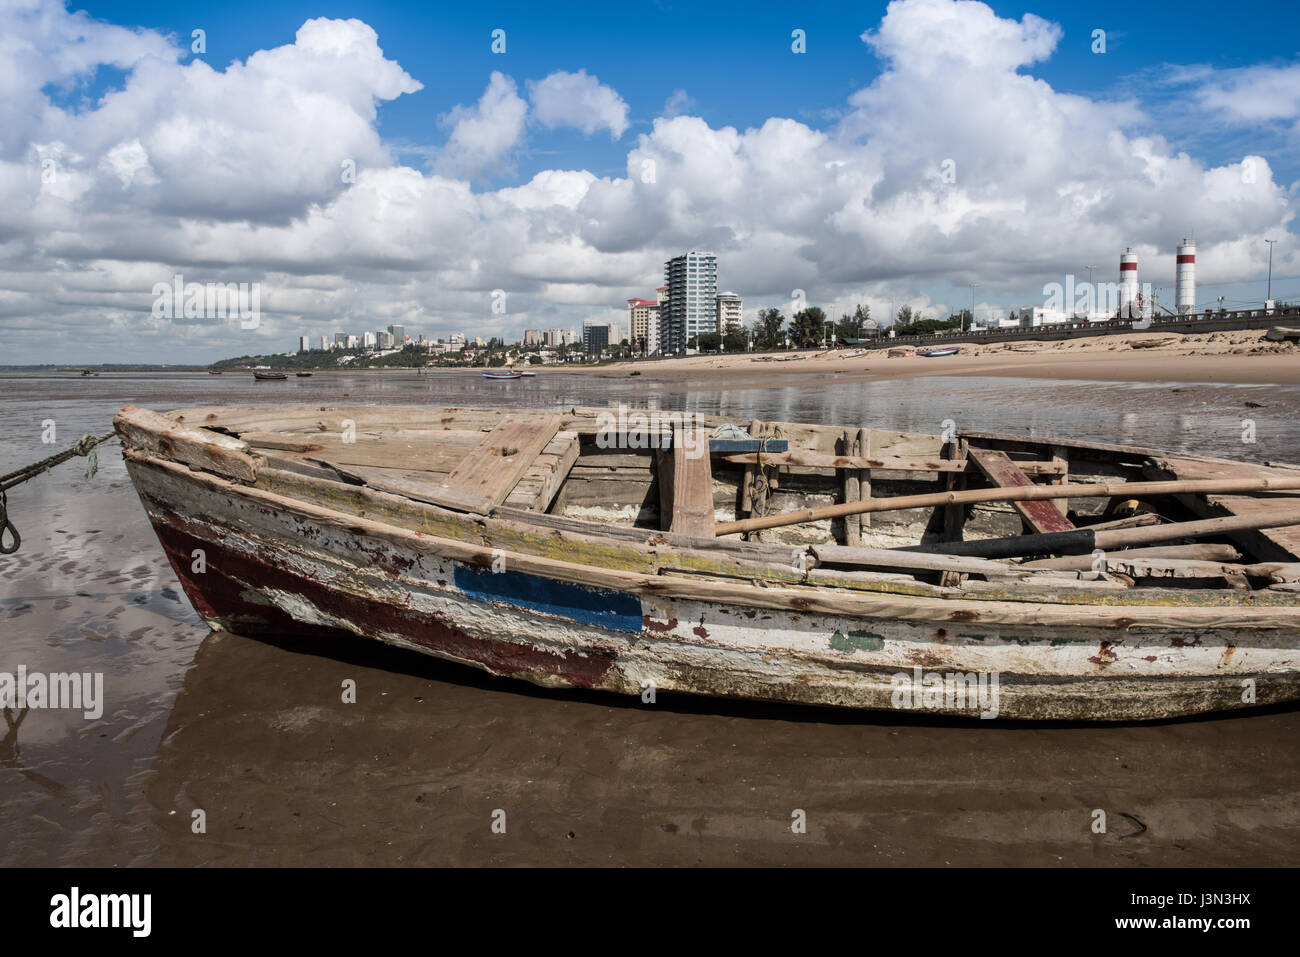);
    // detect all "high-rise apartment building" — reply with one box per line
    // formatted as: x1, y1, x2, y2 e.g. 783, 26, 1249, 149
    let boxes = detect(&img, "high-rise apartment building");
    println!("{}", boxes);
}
662, 251, 717, 354
715, 291, 743, 336
299, 336, 311, 353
